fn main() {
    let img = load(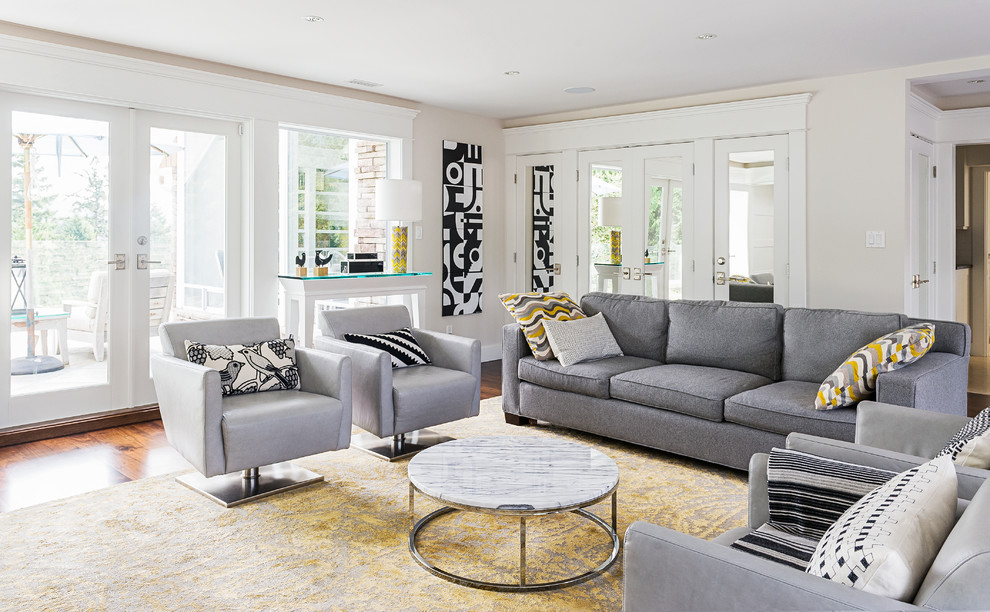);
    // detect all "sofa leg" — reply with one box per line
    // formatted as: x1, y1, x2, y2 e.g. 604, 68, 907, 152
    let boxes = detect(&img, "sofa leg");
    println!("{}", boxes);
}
504, 413, 536, 426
